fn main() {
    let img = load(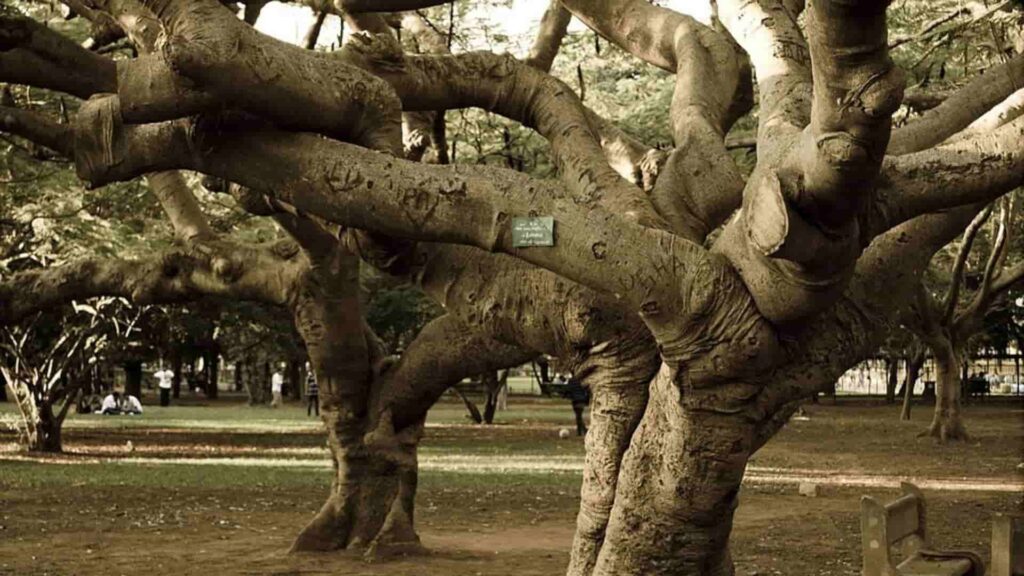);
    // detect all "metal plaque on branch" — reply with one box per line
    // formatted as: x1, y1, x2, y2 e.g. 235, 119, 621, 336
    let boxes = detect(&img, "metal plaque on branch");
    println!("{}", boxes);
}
511, 217, 555, 248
